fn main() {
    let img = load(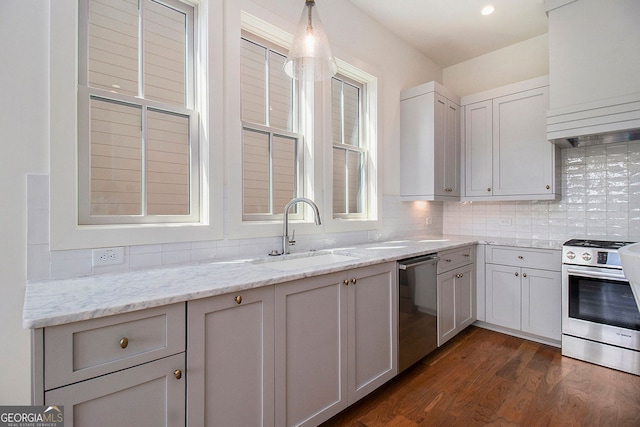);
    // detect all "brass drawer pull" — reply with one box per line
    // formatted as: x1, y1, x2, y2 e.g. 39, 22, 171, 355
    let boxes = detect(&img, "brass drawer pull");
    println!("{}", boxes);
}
234, 295, 242, 304
174, 369, 182, 380
120, 337, 129, 349
517, 255, 524, 260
